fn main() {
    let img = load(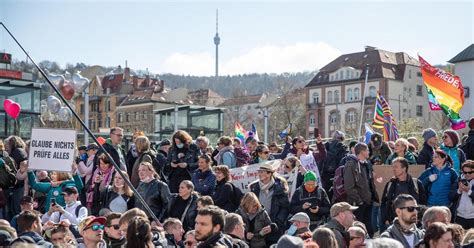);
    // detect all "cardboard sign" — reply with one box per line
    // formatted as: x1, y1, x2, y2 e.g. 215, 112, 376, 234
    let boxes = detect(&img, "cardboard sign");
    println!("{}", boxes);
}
28, 128, 76, 172
230, 160, 282, 192
373, 164, 426, 200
